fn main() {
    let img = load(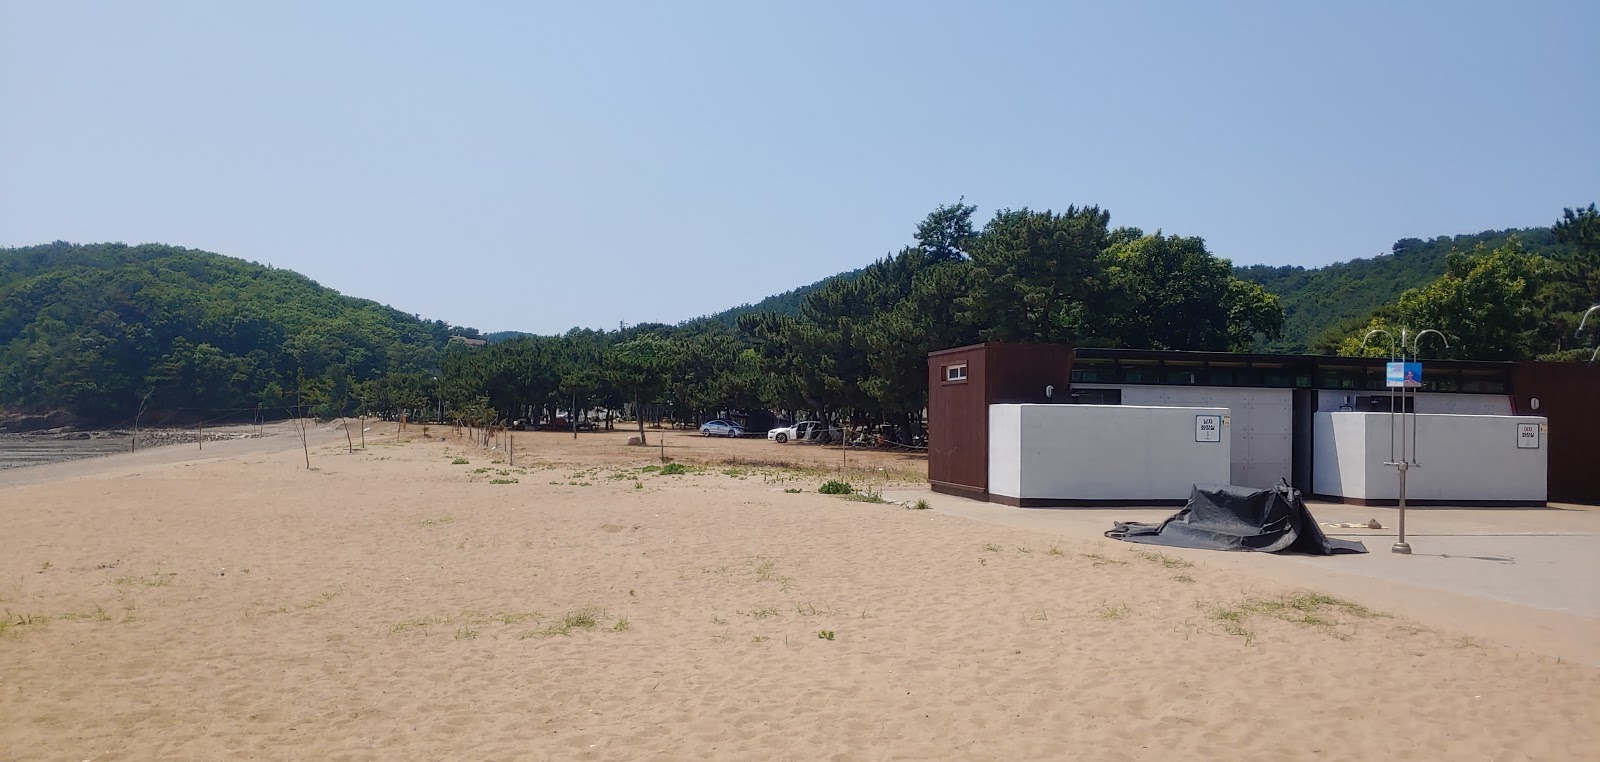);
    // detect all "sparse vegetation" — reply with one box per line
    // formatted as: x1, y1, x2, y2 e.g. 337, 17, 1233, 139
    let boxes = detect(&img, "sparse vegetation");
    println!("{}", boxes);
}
783, 488, 802, 494
981, 543, 1002, 552
1200, 591, 1383, 644
659, 463, 689, 476
489, 478, 519, 485
1080, 553, 1128, 567
817, 630, 835, 641
1095, 602, 1131, 621
1173, 573, 1195, 583
910, 499, 931, 510
1135, 550, 1193, 569
417, 516, 455, 527
113, 571, 177, 589
818, 480, 853, 495
452, 457, 470, 465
